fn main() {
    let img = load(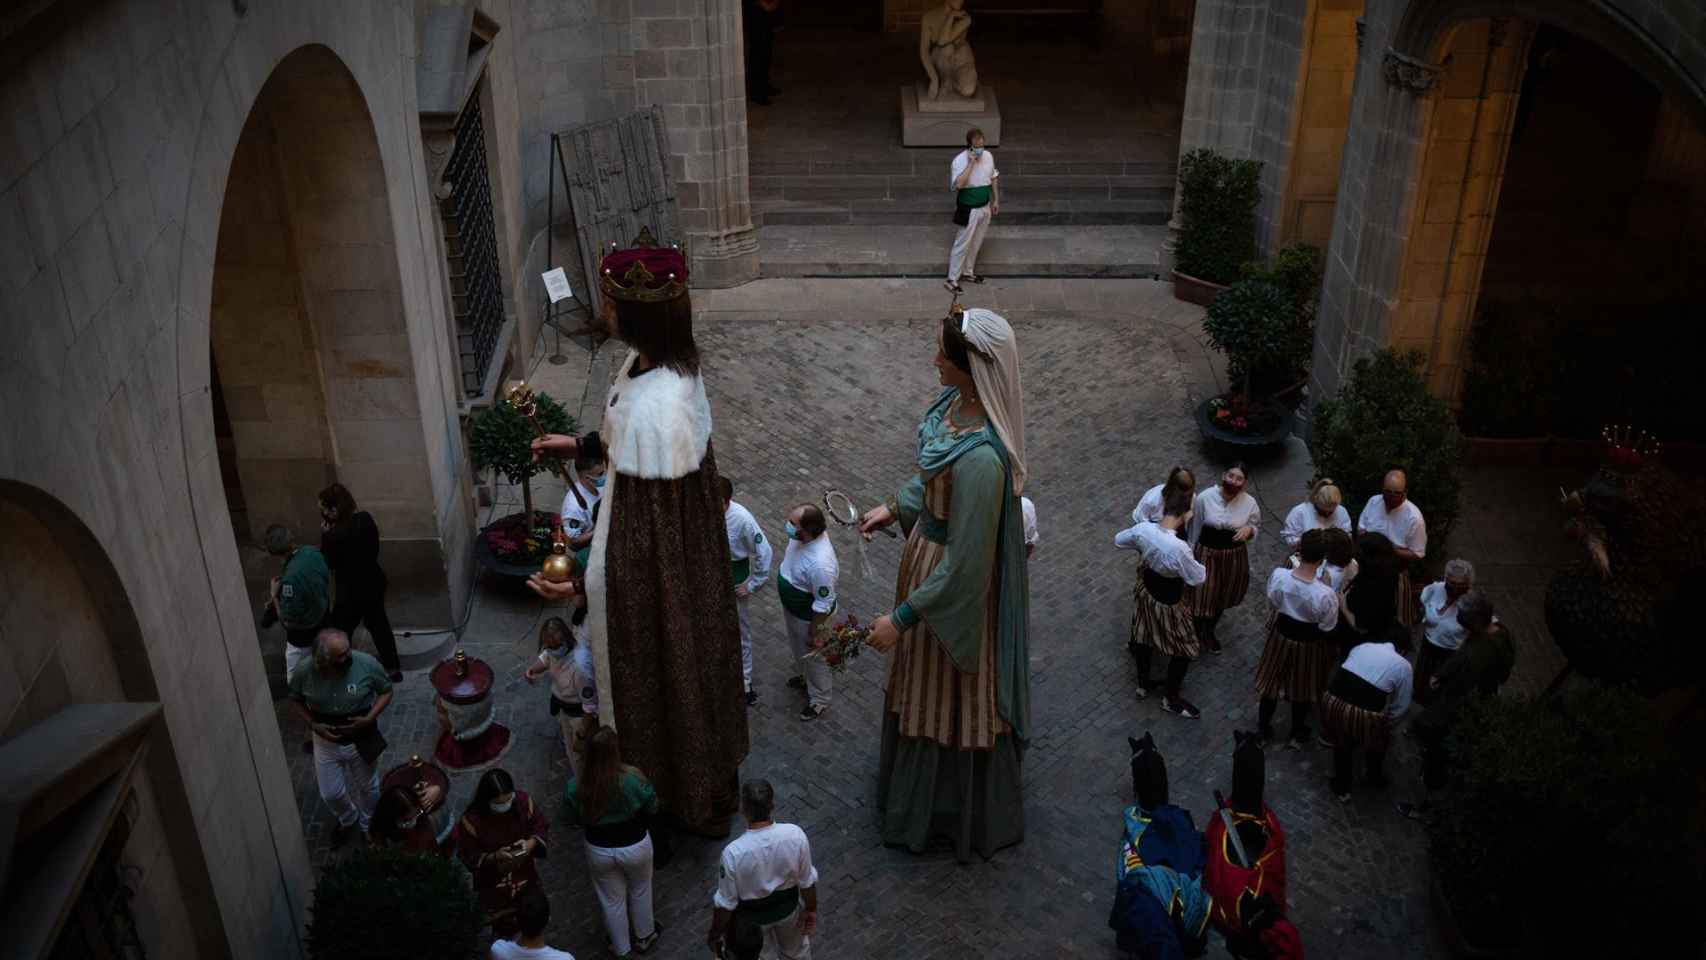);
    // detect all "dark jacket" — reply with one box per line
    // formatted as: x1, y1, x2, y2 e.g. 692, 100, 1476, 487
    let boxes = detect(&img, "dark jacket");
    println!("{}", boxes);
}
322, 511, 385, 596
